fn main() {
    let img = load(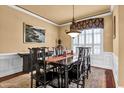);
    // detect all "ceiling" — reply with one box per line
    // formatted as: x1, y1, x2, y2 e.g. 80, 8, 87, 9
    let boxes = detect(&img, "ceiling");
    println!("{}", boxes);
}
19, 5, 110, 25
